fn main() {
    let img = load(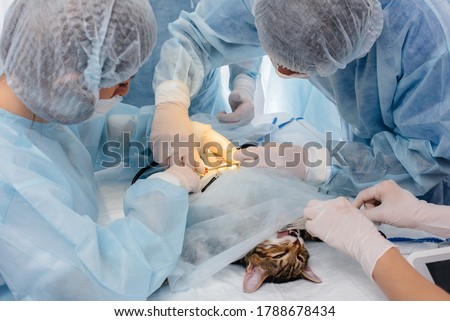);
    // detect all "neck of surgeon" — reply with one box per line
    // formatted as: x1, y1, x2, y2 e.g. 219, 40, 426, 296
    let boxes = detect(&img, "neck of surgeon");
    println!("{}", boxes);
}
0, 74, 46, 123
